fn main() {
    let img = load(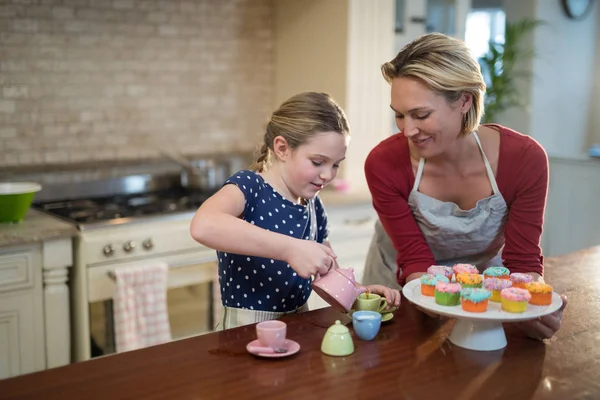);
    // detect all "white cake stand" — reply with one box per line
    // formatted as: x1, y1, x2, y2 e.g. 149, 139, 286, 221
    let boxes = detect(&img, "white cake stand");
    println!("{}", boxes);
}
402, 279, 563, 351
